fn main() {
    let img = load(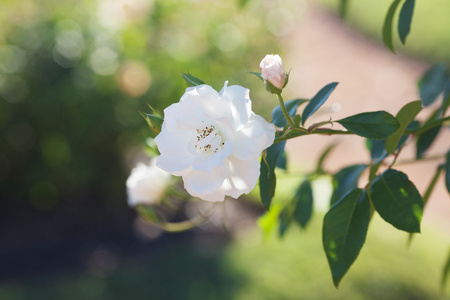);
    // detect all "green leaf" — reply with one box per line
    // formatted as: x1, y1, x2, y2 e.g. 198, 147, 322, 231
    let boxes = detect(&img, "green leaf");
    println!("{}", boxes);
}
398, 0, 415, 45
316, 144, 336, 173
419, 63, 448, 107
294, 180, 314, 228
142, 112, 164, 135
416, 109, 442, 159
385, 100, 422, 154
442, 247, 450, 289
182, 72, 205, 87
370, 169, 423, 233
323, 189, 371, 288
382, 0, 402, 53
445, 151, 450, 193
259, 141, 286, 210
276, 150, 287, 170
302, 82, 338, 125
278, 207, 292, 238
330, 164, 367, 206
247, 71, 264, 82
337, 111, 399, 139
257, 203, 282, 240
272, 98, 307, 128
366, 139, 388, 161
